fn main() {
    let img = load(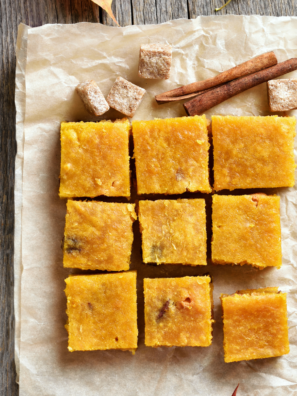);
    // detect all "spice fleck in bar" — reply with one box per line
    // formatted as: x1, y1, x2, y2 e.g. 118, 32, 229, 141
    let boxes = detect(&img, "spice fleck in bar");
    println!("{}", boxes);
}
63, 201, 137, 271
212, 115, 296, 191
212, 194, 282, 269
59, 119, 130, 198
221, 287, 290, 363
65, 272, 138, 352
144, 276, 213, 347
133, 116, 211, 195
139, 199, 207, 265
